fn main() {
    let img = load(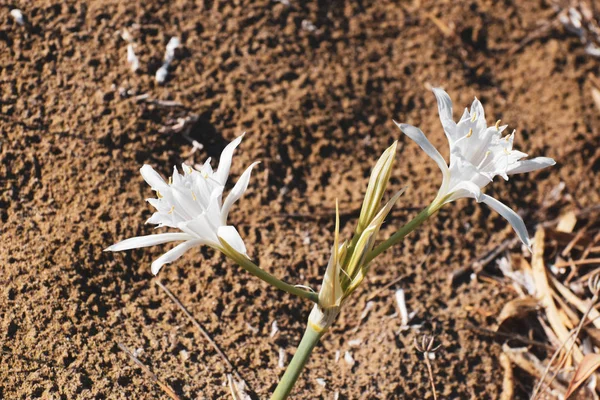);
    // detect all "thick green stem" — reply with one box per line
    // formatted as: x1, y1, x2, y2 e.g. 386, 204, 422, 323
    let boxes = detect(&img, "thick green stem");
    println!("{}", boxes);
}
219, 240, 319, 303
271, 323, 324, 400
364, 203, 439, 265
